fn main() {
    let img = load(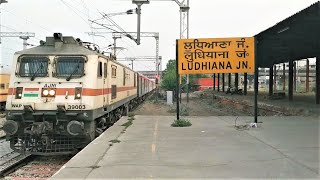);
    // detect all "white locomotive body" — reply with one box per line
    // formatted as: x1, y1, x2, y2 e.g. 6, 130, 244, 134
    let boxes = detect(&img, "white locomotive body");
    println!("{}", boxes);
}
4, 34, 155, 155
